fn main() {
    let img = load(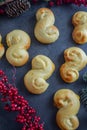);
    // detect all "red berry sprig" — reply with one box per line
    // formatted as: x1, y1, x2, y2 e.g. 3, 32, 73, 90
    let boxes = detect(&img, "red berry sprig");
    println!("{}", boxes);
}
1, 0, 87, 17
34, 0, 87, 6
0, 70, 44, 130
